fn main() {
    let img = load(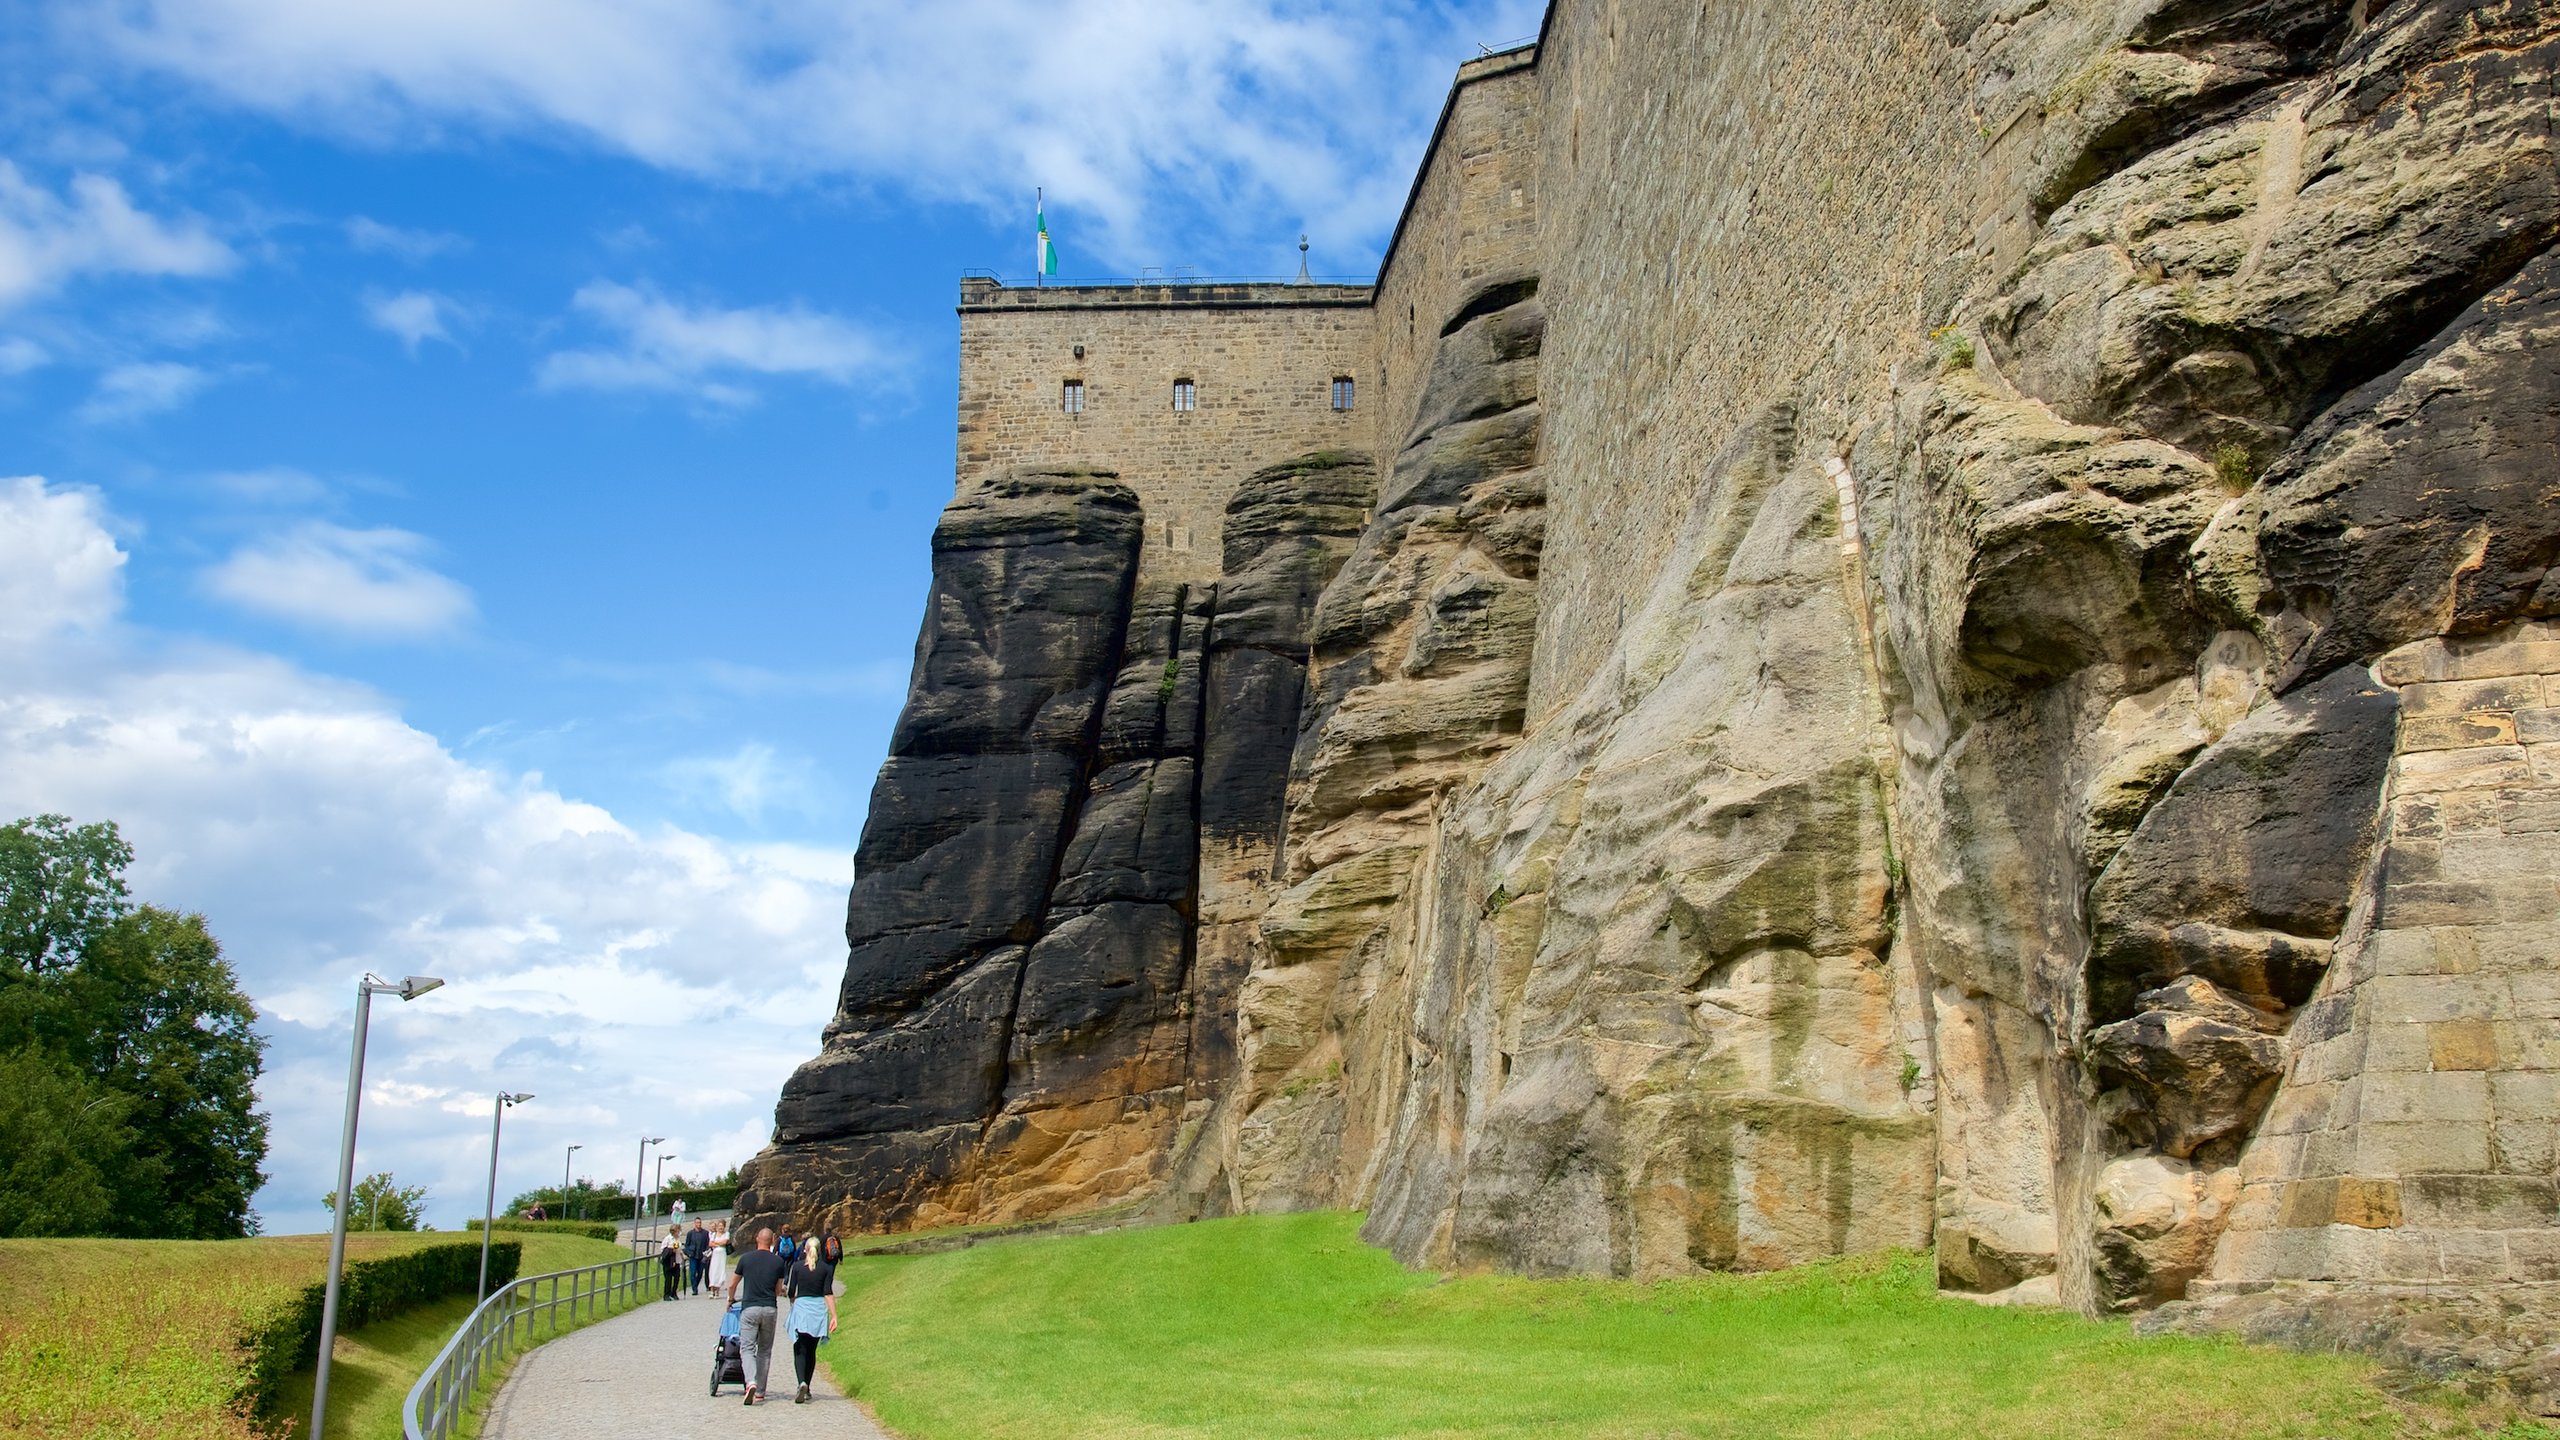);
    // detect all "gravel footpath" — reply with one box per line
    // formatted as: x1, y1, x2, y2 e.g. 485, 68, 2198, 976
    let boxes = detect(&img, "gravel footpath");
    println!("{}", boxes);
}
478, 1291, 893, 1439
